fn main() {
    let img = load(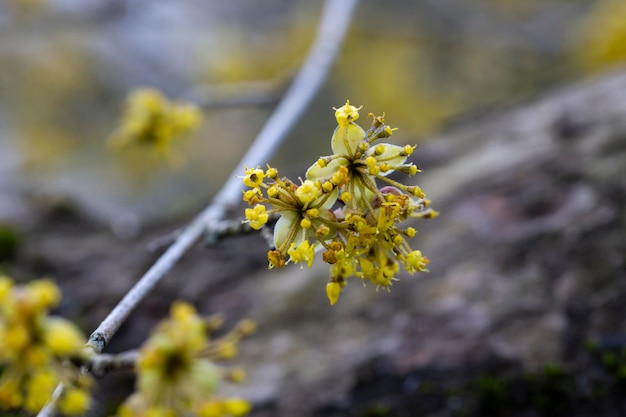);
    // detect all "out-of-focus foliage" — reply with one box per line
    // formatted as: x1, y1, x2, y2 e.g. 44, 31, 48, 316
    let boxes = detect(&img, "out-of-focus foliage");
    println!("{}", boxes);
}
572, 0, 626, 73
0, 0, 621, 221
336, 37, 463, 136
108, 88, 203, 166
